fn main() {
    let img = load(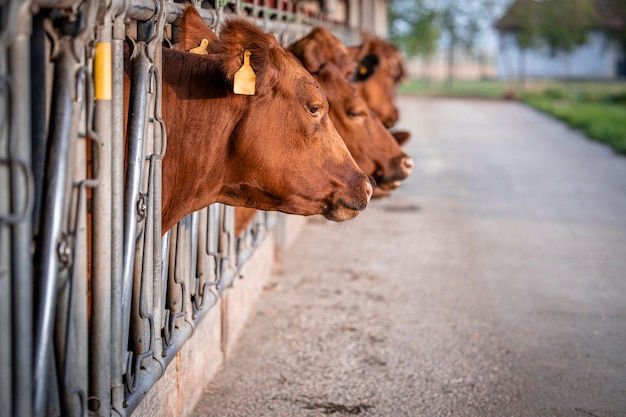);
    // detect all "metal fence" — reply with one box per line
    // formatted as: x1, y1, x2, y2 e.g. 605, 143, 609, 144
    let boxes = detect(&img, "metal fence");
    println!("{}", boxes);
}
0, 1, 356, 416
